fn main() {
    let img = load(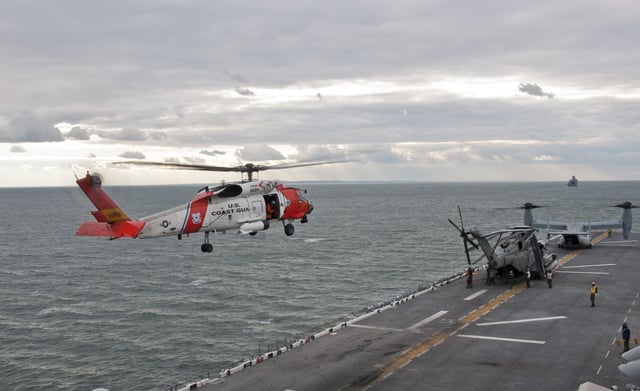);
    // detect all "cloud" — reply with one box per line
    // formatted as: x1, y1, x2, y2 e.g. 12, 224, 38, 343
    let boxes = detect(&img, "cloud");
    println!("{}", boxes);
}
119, 151, 146, 159
200, 149, 226, 157
183, 156, 205, 164
0, 111, 63, 142
66, 126, 91, 140
235, 87, 255, 96
1, 2, 640, 185
113, 128, 147, 141
149, 131, 168, 140
235, 145, 285, 161
519, 83, 554, 99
